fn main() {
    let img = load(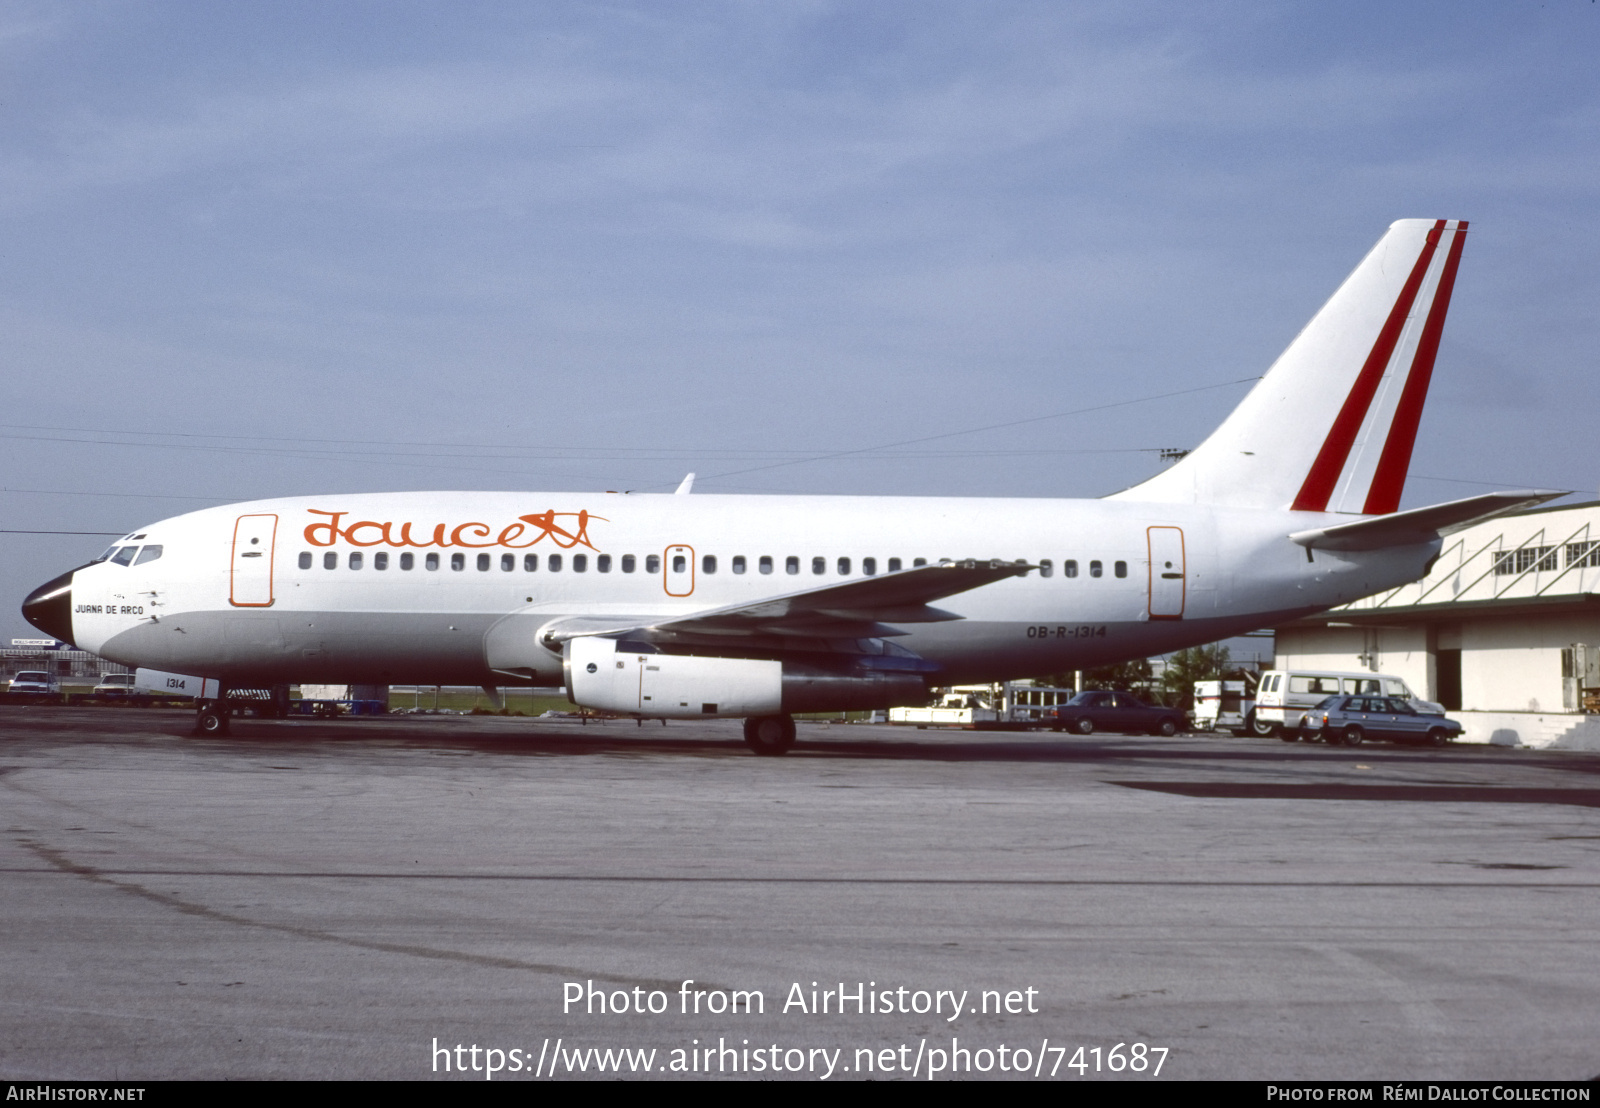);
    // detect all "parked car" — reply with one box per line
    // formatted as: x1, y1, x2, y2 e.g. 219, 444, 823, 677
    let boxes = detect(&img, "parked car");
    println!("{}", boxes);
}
1297, 694, 1462, 747
92, 673, 140, 697
7, 670, 60, 696
1047, 691, 1186, 736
